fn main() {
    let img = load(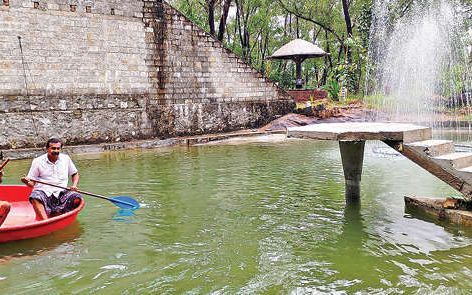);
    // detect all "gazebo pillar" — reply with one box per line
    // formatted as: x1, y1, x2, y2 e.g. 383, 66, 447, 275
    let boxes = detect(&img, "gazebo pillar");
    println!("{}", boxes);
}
295, 59, 303, 89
